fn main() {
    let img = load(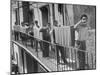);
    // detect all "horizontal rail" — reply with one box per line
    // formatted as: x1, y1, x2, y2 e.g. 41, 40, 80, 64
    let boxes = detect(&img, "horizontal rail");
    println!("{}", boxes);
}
13, 30, 91, 53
